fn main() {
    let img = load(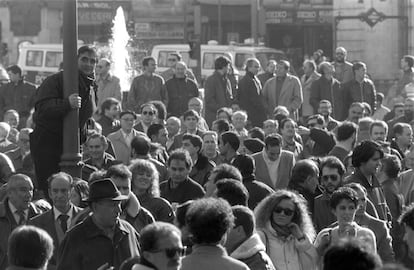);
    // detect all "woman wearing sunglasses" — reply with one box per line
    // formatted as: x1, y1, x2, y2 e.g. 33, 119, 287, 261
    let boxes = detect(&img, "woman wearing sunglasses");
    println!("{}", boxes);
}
314, 187, 377, 261
254, 189, 318, 270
